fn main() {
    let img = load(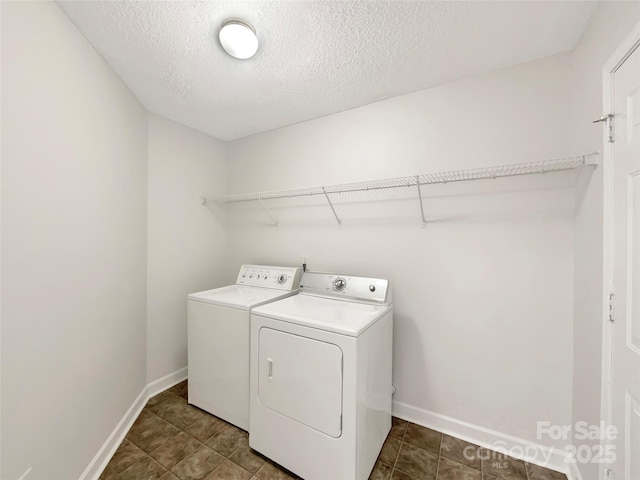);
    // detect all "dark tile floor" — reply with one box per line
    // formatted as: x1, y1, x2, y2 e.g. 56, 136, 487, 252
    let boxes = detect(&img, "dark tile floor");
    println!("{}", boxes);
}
101, 381, 567, 480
